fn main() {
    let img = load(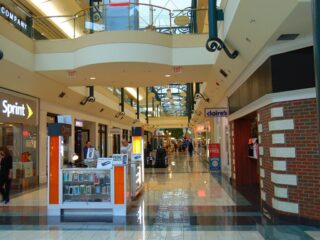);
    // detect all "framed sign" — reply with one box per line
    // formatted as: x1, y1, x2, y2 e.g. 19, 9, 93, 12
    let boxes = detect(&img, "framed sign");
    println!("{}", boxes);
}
112, 154, 128, 165
97, 158, 113, 169
131, 153, 142, 161
86, 147, 95, 159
